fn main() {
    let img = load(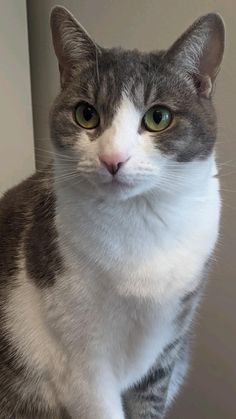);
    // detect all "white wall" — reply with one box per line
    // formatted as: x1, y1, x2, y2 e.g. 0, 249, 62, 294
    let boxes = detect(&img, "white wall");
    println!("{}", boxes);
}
0, 0, 34, 195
